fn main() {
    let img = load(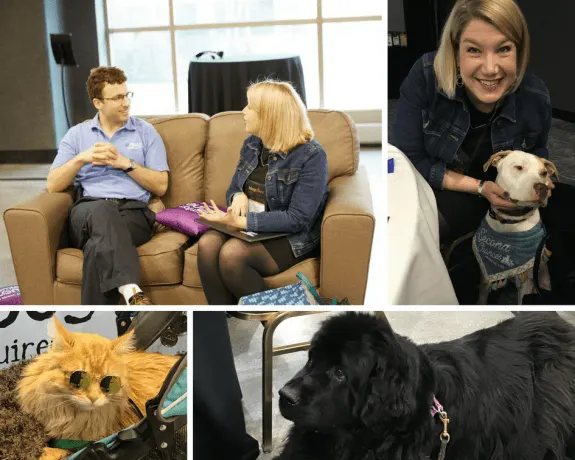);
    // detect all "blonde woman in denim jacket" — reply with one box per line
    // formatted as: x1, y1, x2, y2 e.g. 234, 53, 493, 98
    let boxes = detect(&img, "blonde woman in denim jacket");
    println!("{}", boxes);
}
197, 81, 329, 305
392, 0, 575, 303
